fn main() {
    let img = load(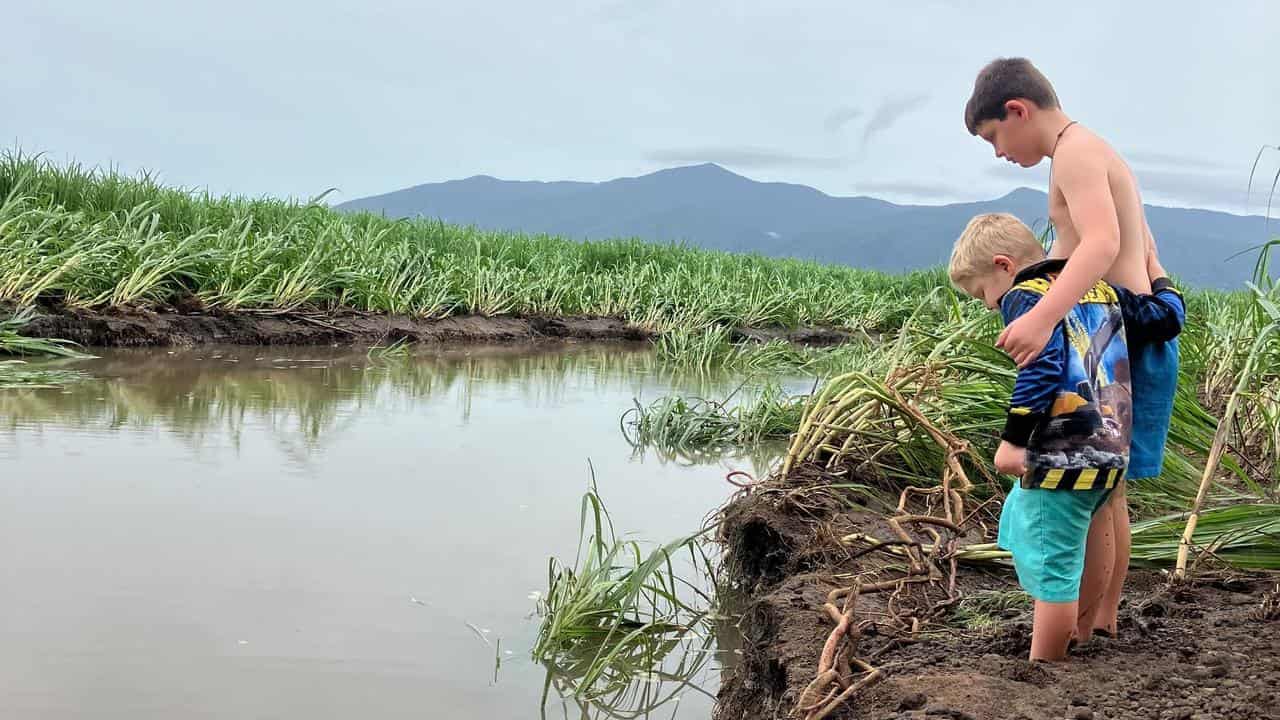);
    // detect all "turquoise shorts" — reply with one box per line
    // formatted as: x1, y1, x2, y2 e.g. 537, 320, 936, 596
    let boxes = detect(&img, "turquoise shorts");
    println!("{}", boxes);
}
997, 483, 1115, 603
